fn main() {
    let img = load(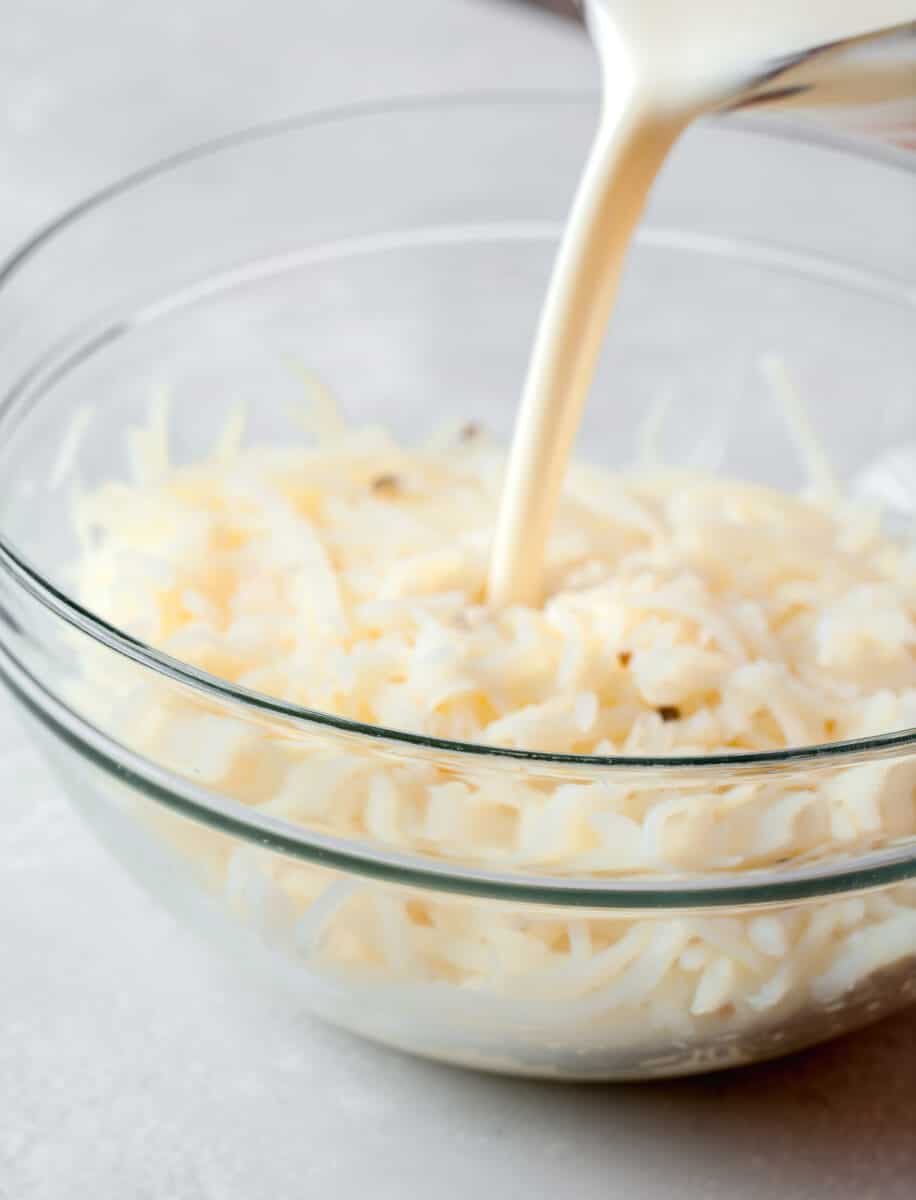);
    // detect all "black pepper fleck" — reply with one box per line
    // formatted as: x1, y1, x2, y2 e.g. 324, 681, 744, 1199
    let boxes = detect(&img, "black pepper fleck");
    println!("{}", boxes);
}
371, 474, 401, 496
